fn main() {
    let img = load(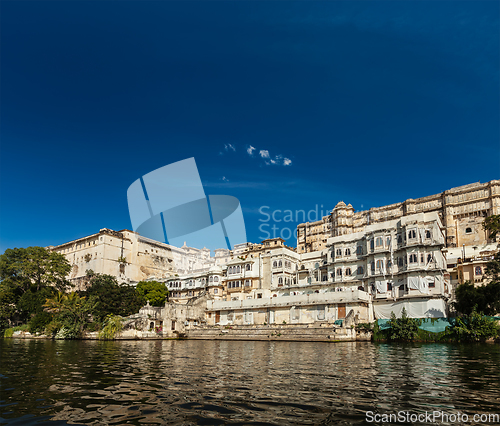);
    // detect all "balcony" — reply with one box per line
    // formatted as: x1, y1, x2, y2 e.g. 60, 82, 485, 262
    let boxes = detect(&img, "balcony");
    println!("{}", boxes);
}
207, 290, 371, 311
